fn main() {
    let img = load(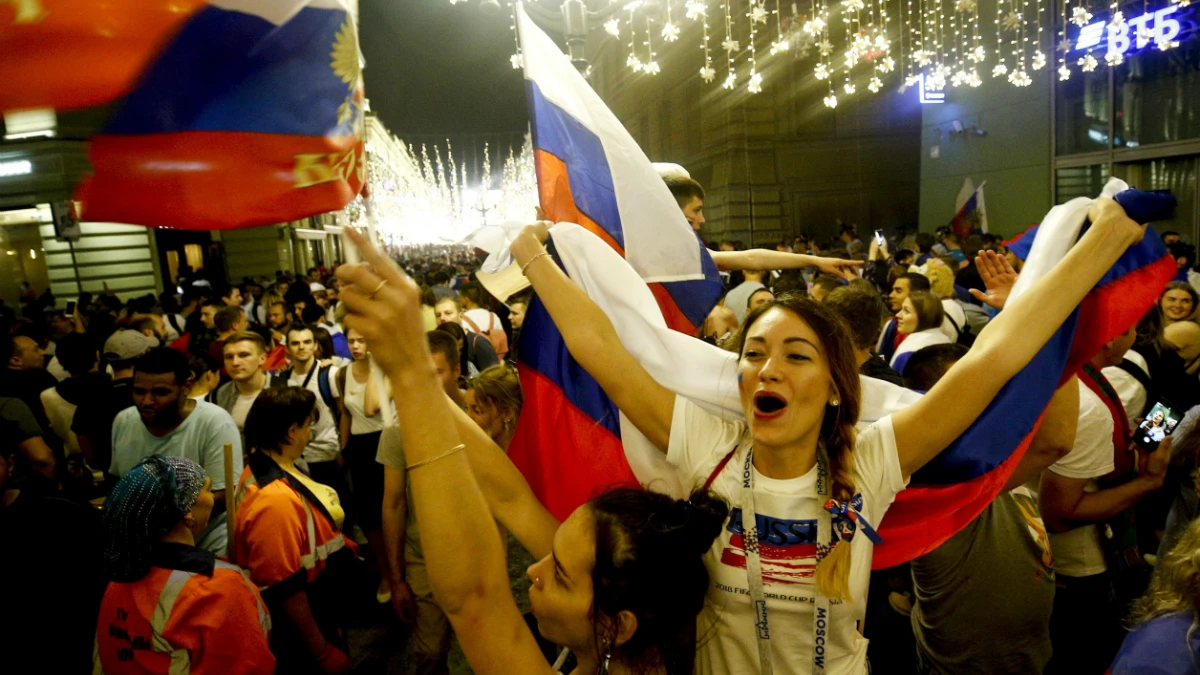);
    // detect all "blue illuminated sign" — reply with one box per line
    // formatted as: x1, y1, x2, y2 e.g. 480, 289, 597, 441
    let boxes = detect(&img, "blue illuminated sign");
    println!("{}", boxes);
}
917, 73, 945, 104
1073, 4, 1195, 55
